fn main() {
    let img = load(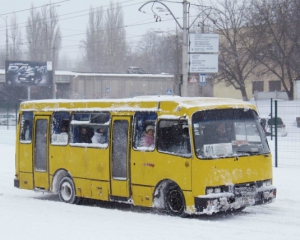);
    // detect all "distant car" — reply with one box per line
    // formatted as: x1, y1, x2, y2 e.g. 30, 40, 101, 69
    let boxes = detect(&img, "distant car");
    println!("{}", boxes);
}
126, 67, 147, 74
18, 67, 43, 85
0, 113, 17, 126
260, 116, 287, 137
